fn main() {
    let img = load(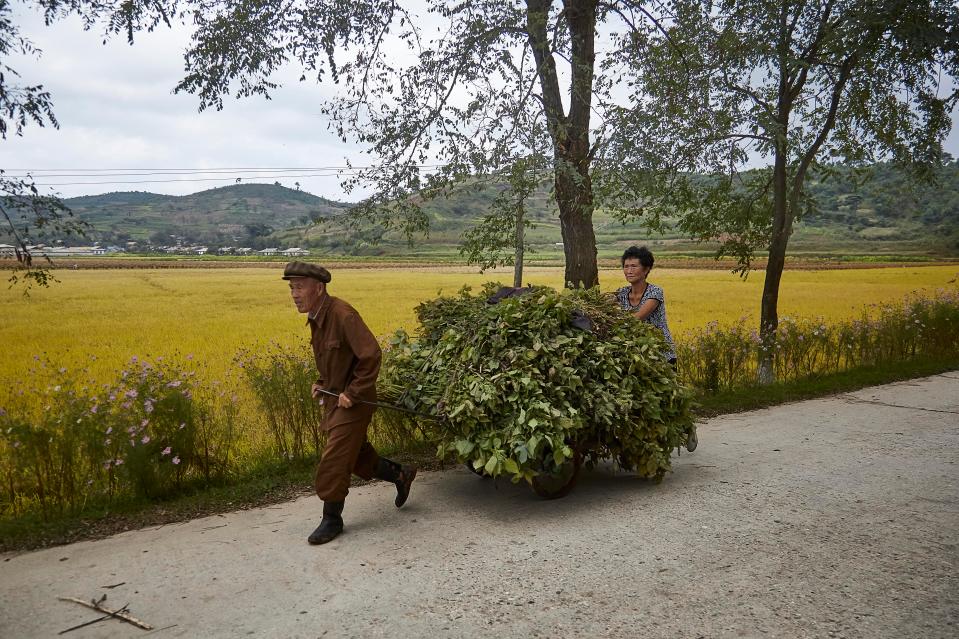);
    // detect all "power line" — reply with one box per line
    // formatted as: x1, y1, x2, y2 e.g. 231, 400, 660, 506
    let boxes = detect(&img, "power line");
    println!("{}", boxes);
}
5, 164, 447, 177
33, 173, 349, 186
10, 169, 357, 178
5, 164, 451, 187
